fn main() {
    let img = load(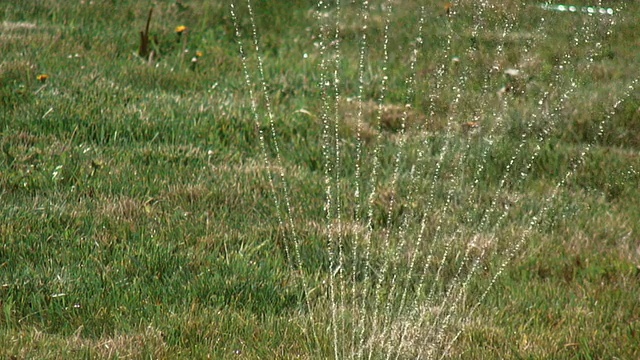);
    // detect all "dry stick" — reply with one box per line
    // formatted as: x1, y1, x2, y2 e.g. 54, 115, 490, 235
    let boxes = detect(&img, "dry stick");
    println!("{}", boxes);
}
139, 7, 153, 59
